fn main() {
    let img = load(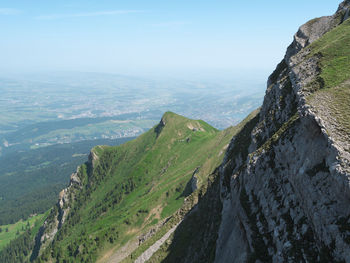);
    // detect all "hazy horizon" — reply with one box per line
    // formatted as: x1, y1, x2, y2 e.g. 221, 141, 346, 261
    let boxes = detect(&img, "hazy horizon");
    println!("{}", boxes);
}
0, 0, 341, 78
